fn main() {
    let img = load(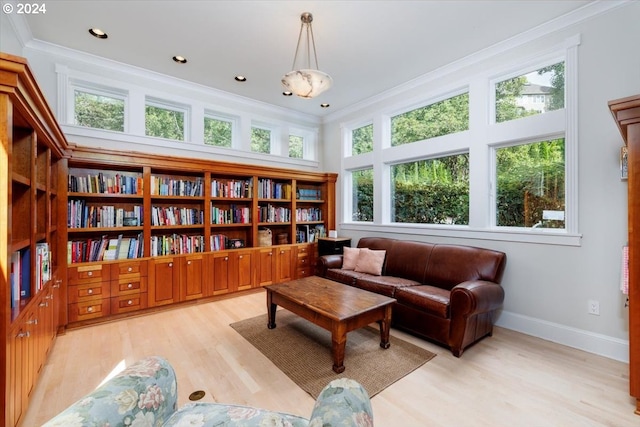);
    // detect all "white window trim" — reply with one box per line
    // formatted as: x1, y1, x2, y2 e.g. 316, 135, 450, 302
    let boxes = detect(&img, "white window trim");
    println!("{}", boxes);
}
340, 35, 581, 247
